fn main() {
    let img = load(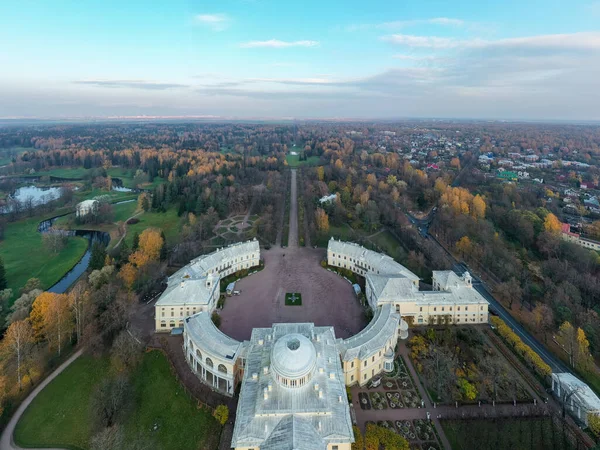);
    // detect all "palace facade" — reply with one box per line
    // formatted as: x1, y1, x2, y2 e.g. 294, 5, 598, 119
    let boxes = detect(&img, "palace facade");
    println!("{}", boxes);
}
155, 239, 260, 332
